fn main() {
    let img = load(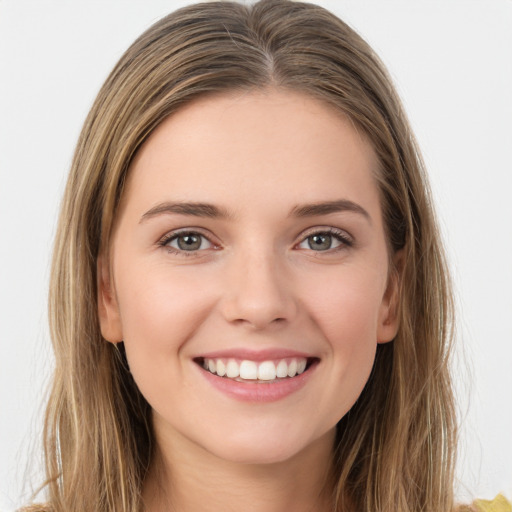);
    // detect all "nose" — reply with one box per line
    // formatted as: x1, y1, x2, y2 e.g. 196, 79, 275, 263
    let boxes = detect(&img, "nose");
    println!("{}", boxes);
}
220, 250, 297, 331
